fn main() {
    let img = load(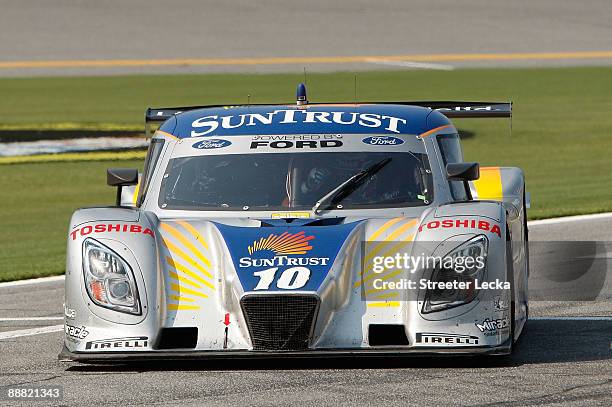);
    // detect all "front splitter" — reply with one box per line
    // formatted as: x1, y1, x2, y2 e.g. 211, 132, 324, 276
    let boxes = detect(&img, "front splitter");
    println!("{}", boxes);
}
59, 341, 511, 363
